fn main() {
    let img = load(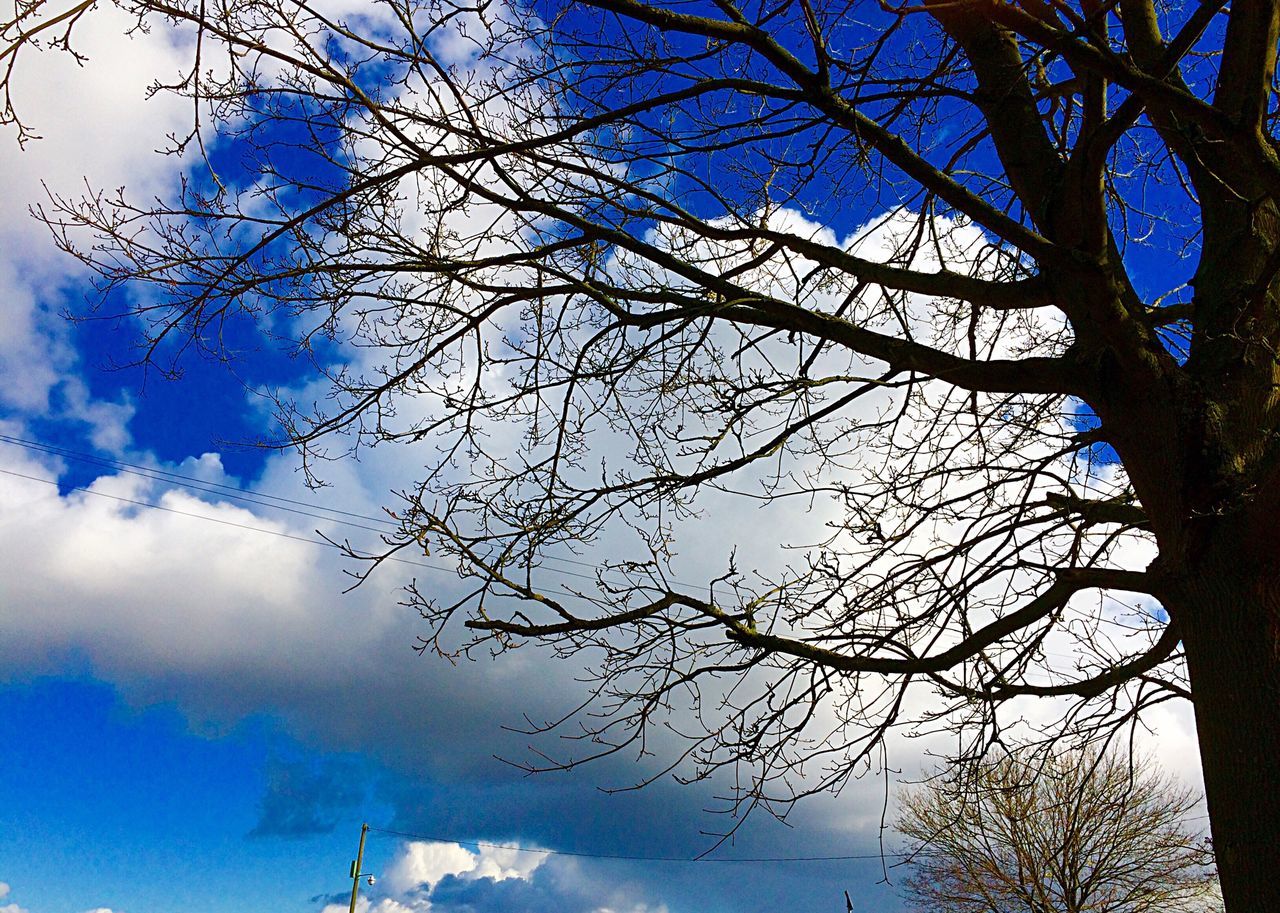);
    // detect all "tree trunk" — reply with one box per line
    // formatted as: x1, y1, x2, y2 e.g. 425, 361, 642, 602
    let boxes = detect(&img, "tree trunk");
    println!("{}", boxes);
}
1172, 564, 1280, 912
